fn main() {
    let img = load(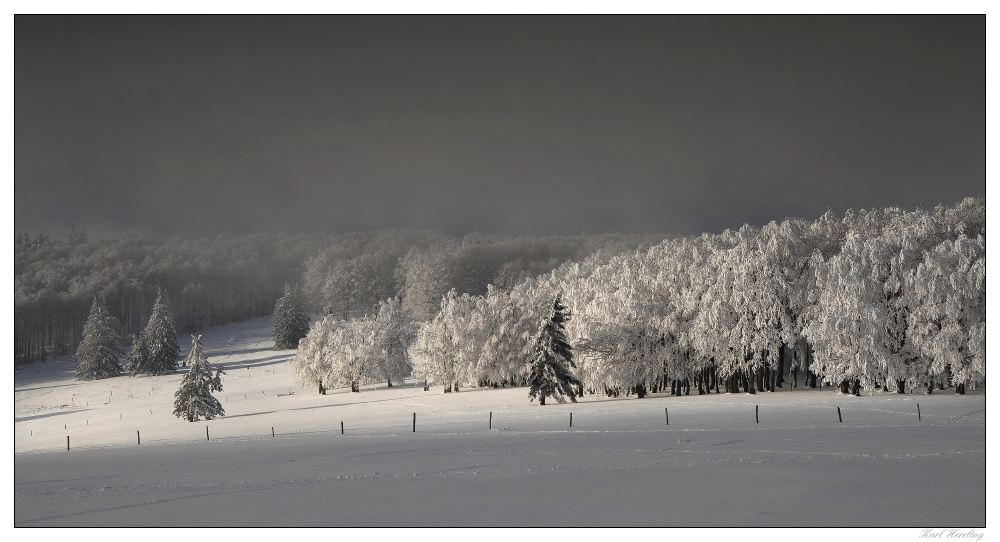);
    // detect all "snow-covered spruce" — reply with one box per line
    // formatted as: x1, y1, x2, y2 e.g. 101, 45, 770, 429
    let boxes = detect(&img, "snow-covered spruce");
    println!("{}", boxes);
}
272, 283, 311, 350
528, 294, 583, 405
75, 297, 124, 381
126, 289, 180, 376
173, 335, 226, 422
